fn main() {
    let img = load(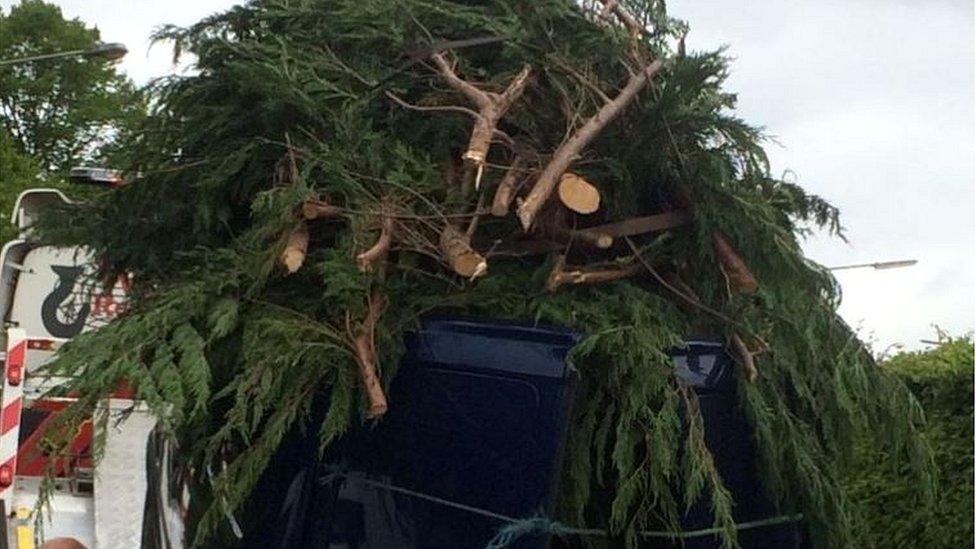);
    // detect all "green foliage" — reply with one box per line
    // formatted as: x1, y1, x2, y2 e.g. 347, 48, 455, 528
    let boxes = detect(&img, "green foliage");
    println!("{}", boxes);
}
846, 334, 974, 548
0, 131, 46, 241
0, 0, 144, 173
30, 1, 933, 547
